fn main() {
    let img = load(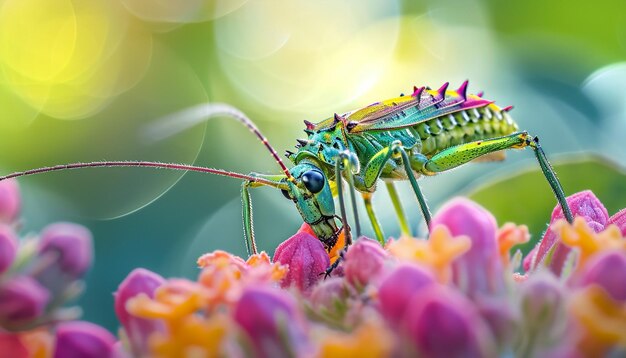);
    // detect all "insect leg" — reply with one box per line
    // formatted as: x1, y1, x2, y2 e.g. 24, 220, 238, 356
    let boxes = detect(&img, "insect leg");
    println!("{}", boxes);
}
337, 151, 362, 239
335, 158, 353, 246
528, 137, 573, 223
385, 181, 411, 236
241, 173, 289, 255
420, 131, 573, 223
395, 144, 433, 231
361, 192, 385, 245
359, 142, 432, 232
